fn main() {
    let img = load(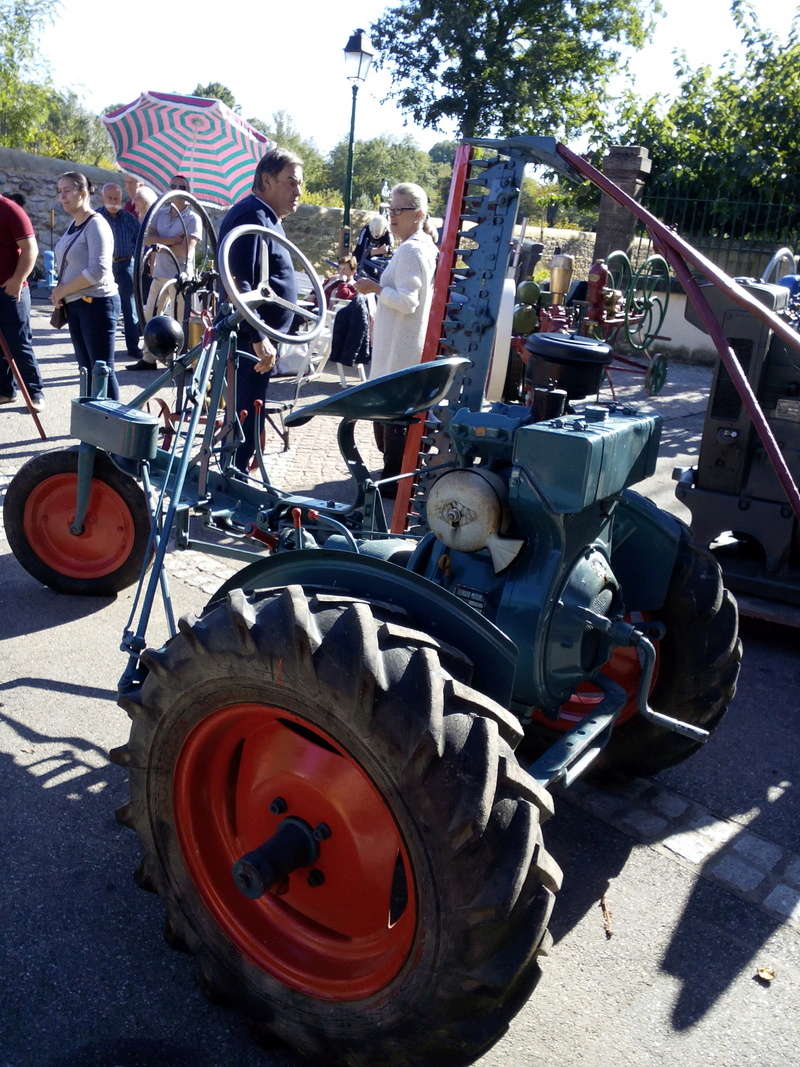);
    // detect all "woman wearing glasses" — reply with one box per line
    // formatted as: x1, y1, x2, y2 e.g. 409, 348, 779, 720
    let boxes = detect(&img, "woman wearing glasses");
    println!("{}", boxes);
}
356, 182, 438, 486
52, 172, 121, 400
